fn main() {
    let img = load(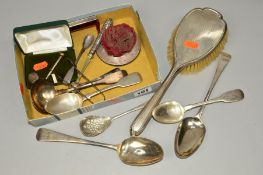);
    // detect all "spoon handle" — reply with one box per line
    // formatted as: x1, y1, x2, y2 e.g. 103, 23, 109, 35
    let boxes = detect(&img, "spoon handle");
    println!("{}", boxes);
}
112, 102, 146, 120
183, 89, 244, 111
36, 128, 118, 150
83, 83, 119, 101
75, 47, 86, 65
195, 52, 231, 118
130, 65, 181, 136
